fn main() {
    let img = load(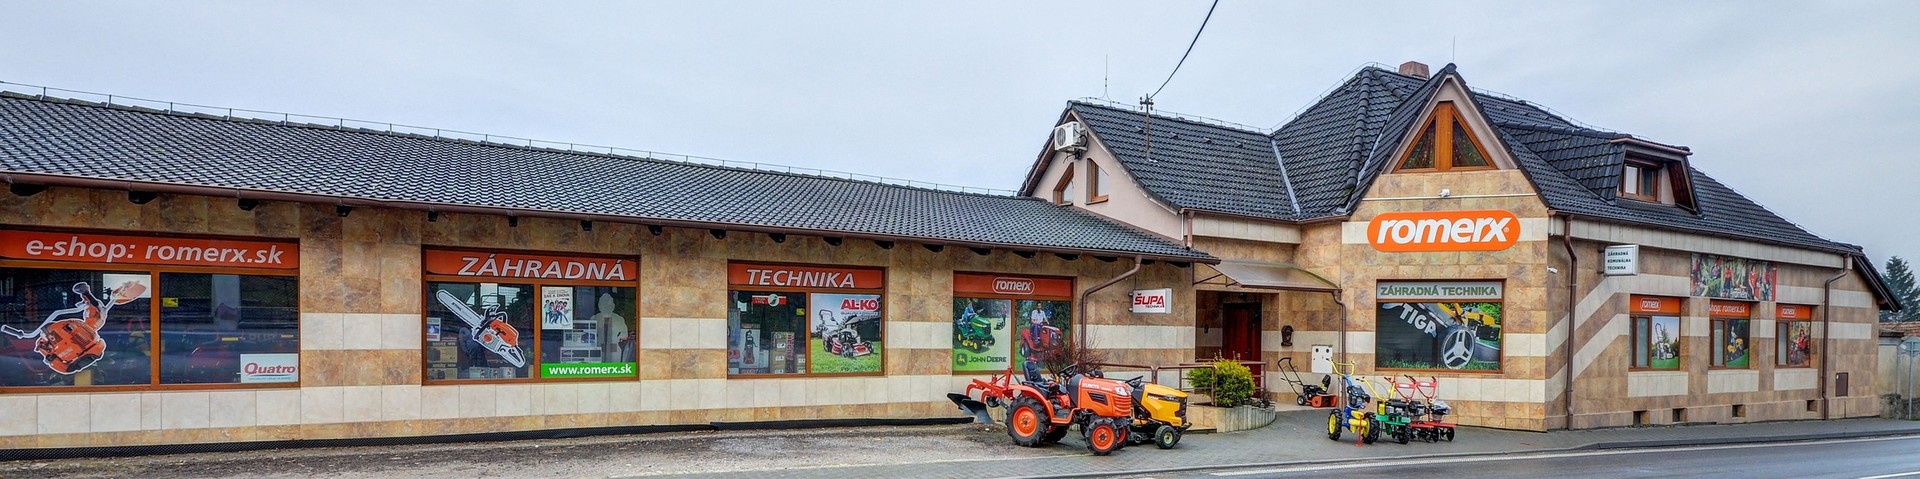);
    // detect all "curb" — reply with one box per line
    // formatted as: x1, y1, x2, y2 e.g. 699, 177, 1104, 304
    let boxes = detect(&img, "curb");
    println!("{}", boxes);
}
997, 428, 1920, 479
